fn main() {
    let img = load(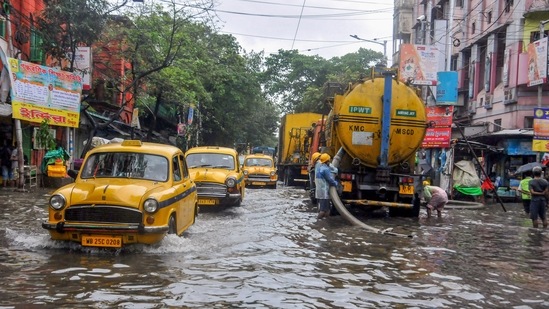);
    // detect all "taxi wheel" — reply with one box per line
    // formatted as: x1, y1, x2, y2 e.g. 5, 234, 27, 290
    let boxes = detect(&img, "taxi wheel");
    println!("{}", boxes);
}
168, 215, 177, 234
